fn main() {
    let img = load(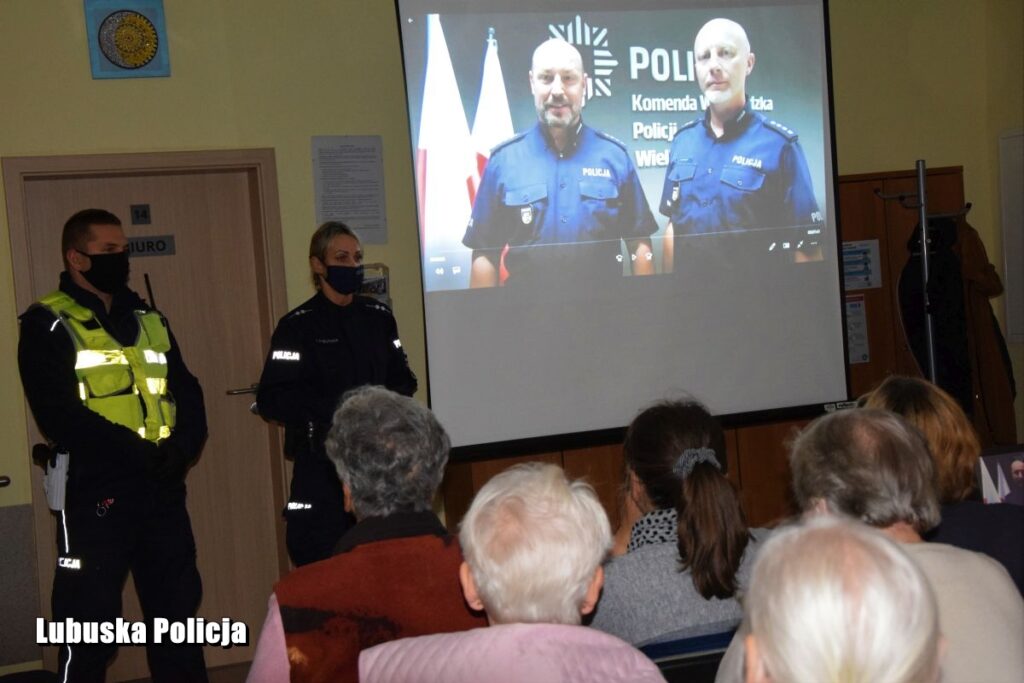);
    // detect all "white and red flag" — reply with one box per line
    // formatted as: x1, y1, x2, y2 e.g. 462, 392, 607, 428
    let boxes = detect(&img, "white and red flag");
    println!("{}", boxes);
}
471, 28, 515, 186
980, 462, 1000, 504
416, 14, 476, 289
997, 464, 1011, 502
